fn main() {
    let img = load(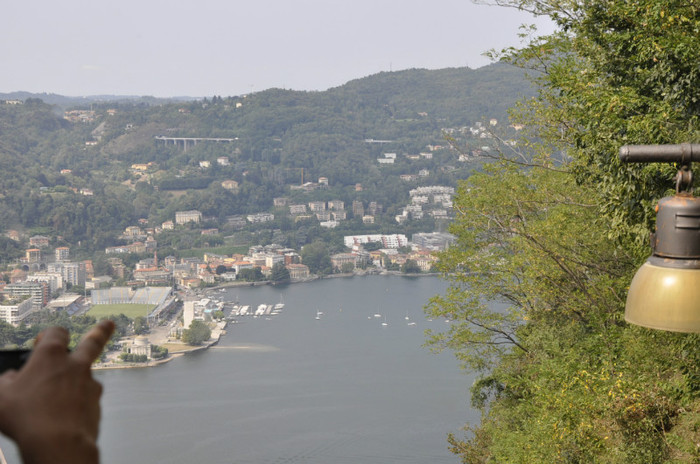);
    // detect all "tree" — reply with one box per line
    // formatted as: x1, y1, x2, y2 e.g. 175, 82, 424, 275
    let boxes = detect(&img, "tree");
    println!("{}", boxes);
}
0, 320, 17, 347
133, 316, 149, 335
362, 241, 383, 252
400, 259, 421, 274
150, 345, 168, 360
181, 320, 211, 346
270, 262, 290, 283
237, 267, 264, 282
119, 353, 148, 363
301, 241, 332, 276
428, 1, 700, 462
340, 262, 355, 274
